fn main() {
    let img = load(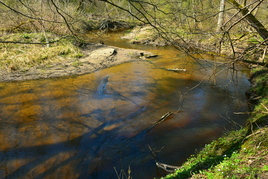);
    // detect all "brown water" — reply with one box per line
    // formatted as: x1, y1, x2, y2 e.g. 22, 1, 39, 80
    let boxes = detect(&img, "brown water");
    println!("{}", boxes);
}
0, 34, 250, 179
